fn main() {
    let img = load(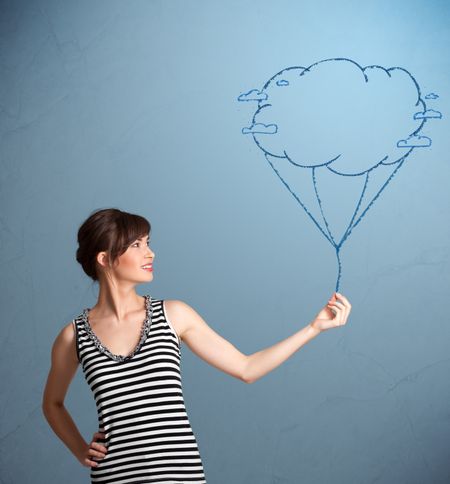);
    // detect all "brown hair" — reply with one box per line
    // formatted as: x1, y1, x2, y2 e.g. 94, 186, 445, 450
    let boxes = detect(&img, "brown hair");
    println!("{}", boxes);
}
76, 208, 151, 282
